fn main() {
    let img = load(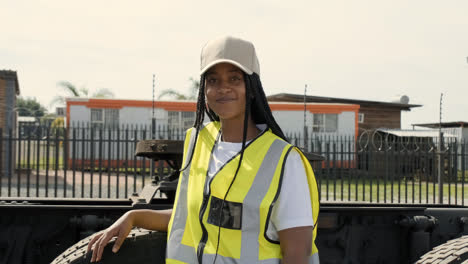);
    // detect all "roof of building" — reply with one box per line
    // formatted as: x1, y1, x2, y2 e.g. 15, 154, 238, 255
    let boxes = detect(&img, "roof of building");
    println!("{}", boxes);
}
267, 93, 422, 110
0, 70, 20, 95
413, 121, 468, 128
